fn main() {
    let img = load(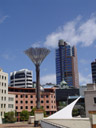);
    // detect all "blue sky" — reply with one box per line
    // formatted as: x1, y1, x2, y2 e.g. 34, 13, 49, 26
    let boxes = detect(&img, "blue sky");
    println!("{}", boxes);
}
0, 0, 96, 85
